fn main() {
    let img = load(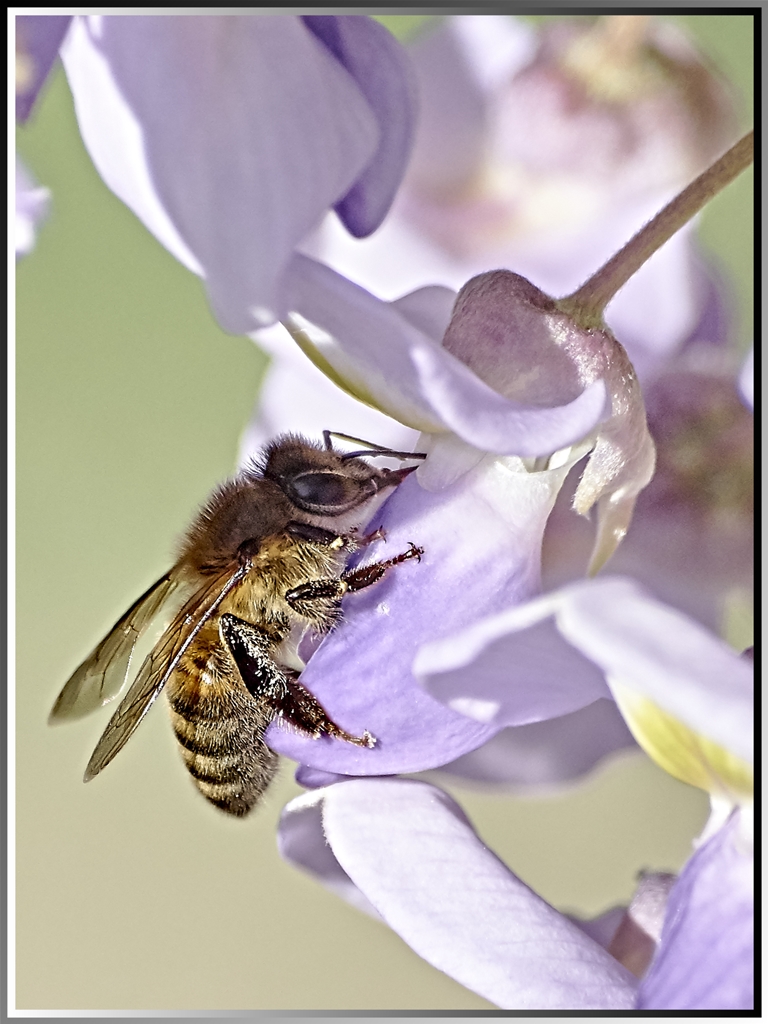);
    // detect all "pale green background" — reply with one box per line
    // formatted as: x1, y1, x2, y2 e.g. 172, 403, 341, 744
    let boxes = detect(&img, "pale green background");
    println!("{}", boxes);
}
15, 14, 752, 1012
